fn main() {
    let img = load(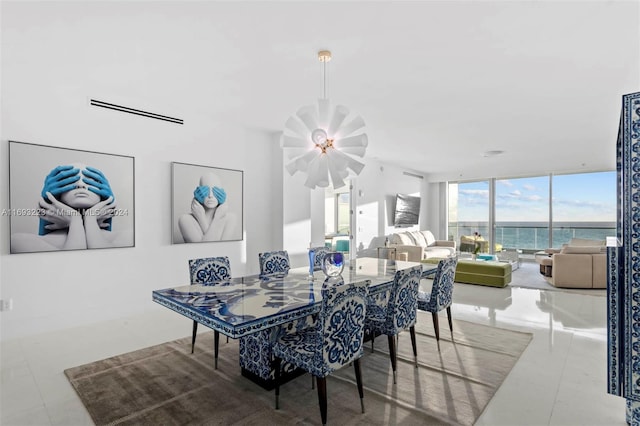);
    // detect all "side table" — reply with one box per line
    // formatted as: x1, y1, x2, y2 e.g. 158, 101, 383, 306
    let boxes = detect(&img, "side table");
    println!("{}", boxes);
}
377, 246, 397, 260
